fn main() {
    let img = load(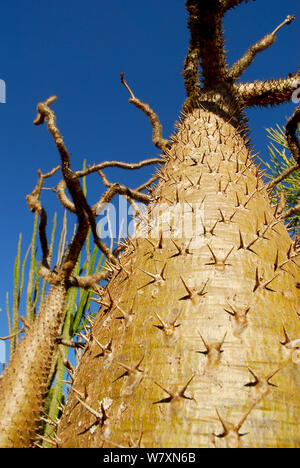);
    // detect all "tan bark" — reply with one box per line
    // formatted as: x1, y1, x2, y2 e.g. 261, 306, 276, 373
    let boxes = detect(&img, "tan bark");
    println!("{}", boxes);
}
0, 283, 66, 447
57, 107, 300, 448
